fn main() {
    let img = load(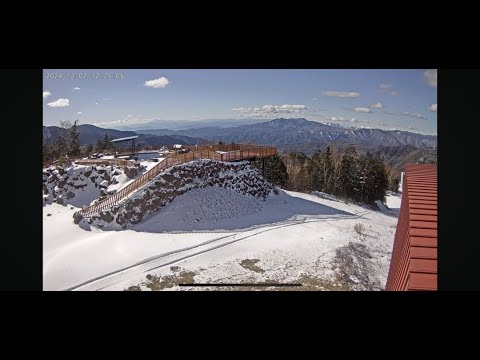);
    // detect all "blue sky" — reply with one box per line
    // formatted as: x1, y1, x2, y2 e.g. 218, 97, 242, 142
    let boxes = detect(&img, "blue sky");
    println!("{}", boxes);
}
43, 69, 437, 134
